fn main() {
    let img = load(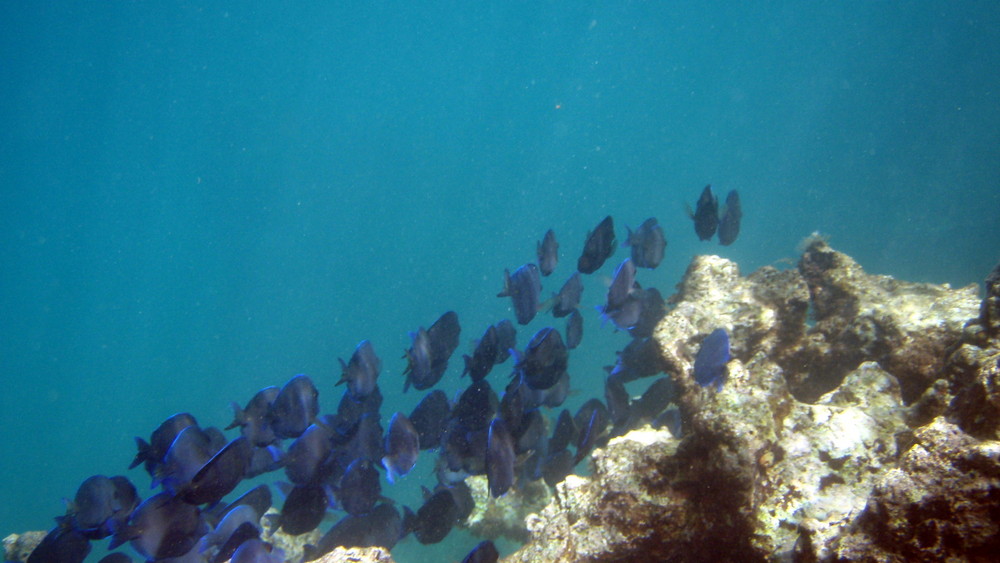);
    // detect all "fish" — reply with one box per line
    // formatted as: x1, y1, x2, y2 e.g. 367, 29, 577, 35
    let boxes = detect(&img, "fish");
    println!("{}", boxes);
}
230, 539, 284, 563
604, 375, 631, 431
541, 448, 576, 488
277, 484, 328, 535
339, 459, 381, 516
285, 423, 334, 485
62, 474, 137, 540
550, 272, 583, 318
337, 340, 381, 399
154, 425, 217, 493
211, 520, 261, 563
498, 263, 542, 325
565, 309, 583, 350
451, 379, 498, 432
691, 184, 719, 241
486, 418, 516, 498
179, 436, 253, 506
109, 492, 202, 560
268, 375, 319, 439
212, 484, 272, 526
97, 553, 132, 563
331, 385, 383, 433
408, 389, 450, 449
404, 488, 459, 545
717, 190, 742, 246
427, 311, 461, 374
577, 215, 616, 274
305, 504, 403, 560
382, 412, 420, 483
226, 387, 279, 447
403, 328, 434, 392
629, 377, 676, 423
199, 504, 260, 555
600, 258, 639, 327
28, 527, 91, 563
493, 319, 517, 363
536, 229, 559, 276
548, 409, 577, 453
131, 412, 199, 475
627, 287, 667, 339
514, 408, 547, 454
625, 218, 666, 269
694, 328, 730, 390
462, 324, 499, 381
606, 337, 668, 382
574, 399, 609, 464
461, 540, 500, 563
516, 327, 569, 391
